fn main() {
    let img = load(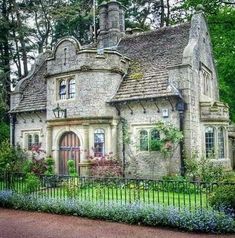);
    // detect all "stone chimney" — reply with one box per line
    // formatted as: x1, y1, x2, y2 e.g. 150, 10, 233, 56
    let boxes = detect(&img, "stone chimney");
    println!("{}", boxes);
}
97, 0, 125, 49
